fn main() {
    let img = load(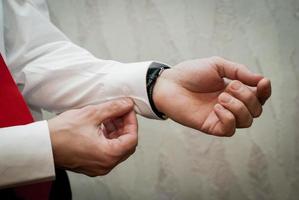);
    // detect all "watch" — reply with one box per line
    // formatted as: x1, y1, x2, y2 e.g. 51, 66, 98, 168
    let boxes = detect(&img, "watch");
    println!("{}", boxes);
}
146, 62, 170, 119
